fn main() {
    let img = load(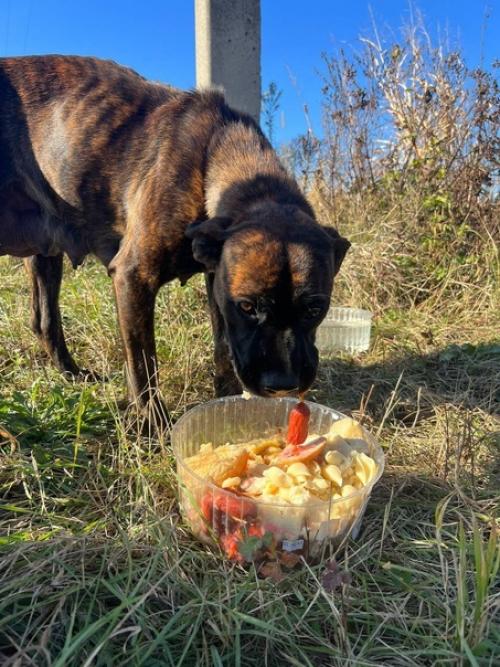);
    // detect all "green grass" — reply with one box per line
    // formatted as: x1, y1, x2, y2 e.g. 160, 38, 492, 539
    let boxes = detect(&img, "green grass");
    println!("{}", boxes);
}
0, 255, 499, 666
